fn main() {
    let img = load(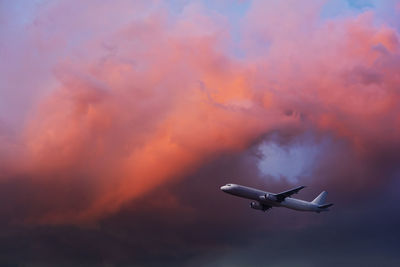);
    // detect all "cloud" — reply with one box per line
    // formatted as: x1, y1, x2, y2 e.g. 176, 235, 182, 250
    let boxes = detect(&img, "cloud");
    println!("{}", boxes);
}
0, 0, 400, 226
